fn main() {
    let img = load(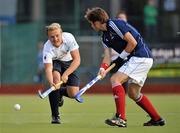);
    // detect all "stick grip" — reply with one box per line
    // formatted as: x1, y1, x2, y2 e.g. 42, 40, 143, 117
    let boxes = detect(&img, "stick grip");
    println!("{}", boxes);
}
105, 63, 116, 73
98, 63, 116, 79
53, 81, 64, 90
